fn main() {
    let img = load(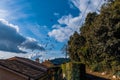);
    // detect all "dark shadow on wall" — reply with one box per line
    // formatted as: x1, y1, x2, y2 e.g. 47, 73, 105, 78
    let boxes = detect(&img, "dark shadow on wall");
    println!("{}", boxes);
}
86, 73, 111, 80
